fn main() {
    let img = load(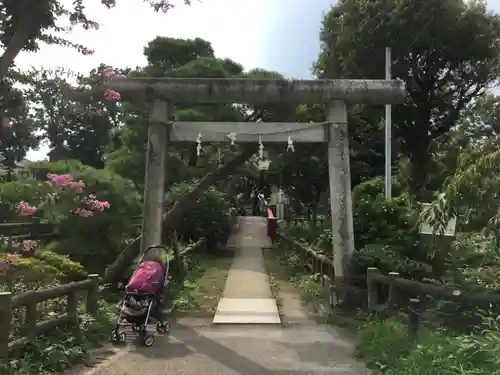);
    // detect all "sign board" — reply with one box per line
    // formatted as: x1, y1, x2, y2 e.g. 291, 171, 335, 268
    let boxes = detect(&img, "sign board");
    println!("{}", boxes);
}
419, 203, 457, 237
